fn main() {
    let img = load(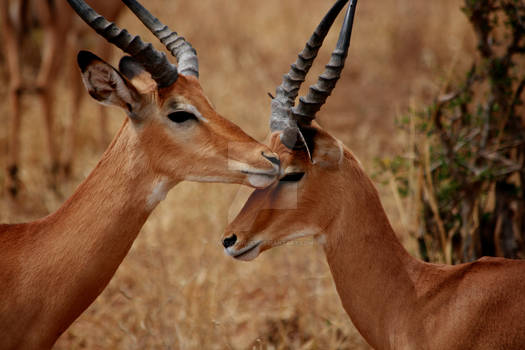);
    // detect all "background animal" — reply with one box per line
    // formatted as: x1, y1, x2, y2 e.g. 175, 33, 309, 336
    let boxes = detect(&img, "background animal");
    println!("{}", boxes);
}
0, 0, 475, 348
0, 0, 125, 197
